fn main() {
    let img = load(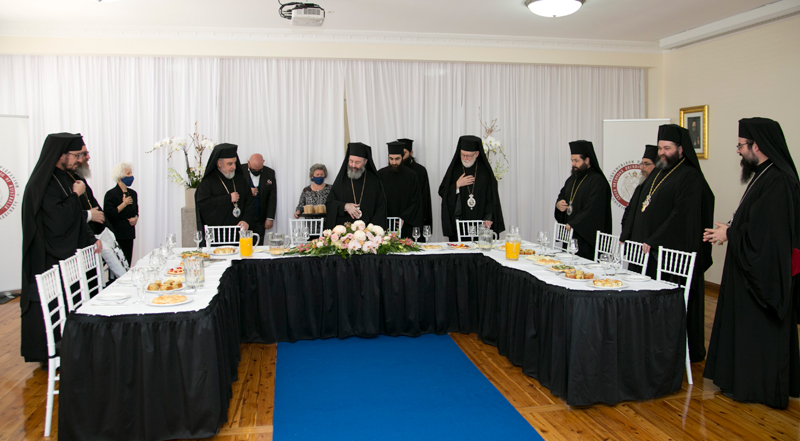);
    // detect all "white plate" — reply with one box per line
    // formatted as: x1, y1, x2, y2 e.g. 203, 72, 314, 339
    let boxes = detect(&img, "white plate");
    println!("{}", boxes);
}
420, 245, 443, 251
583, 263, 604, 269
558, 273, 594, 282
621, 274, 652, 282
145, 295, 194, 307
145, 286, 185, 294
554, 252, 573, 259
95, 292, 131, 301
585, 280, 628, 290
447, 244, 472, 250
